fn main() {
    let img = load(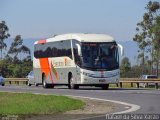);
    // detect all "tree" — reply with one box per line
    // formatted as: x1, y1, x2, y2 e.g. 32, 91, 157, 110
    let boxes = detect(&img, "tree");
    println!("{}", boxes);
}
152, 15, 160, 76
0, 20, 32, 78
8, 35, 31, 62
0, 54, 32, 77
0, 20, 10, 59
120, 57, 131, 77
0, 60, 9, 77
131, 65, 142, 78
133, 1, 160, 76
